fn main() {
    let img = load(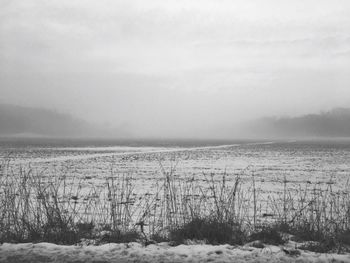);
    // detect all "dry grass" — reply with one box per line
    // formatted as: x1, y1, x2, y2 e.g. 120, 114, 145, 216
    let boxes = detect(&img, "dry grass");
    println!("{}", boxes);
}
0, 157, 349, 252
